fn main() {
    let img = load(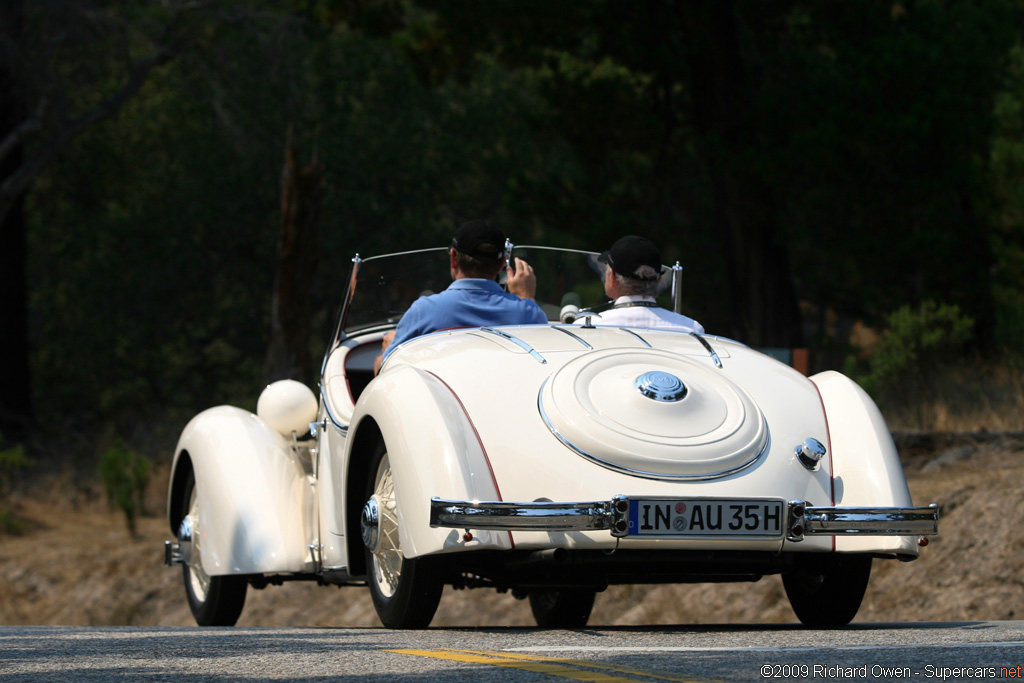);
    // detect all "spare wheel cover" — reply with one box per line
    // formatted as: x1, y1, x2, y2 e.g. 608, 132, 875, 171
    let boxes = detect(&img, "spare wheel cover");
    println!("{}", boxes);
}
538, 348, 768, 479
